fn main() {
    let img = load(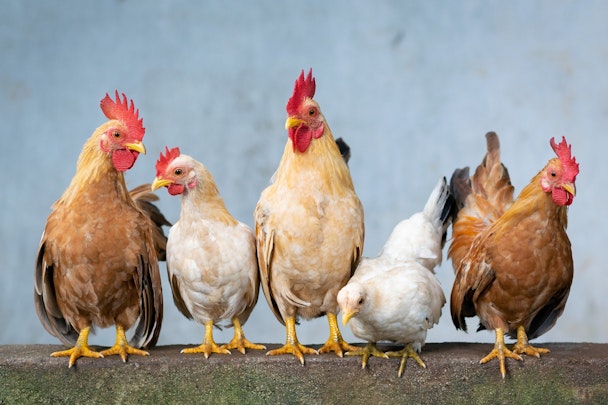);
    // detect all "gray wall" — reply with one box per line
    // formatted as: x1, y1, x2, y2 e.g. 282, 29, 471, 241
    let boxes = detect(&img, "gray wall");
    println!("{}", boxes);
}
2, 1, 606, 347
